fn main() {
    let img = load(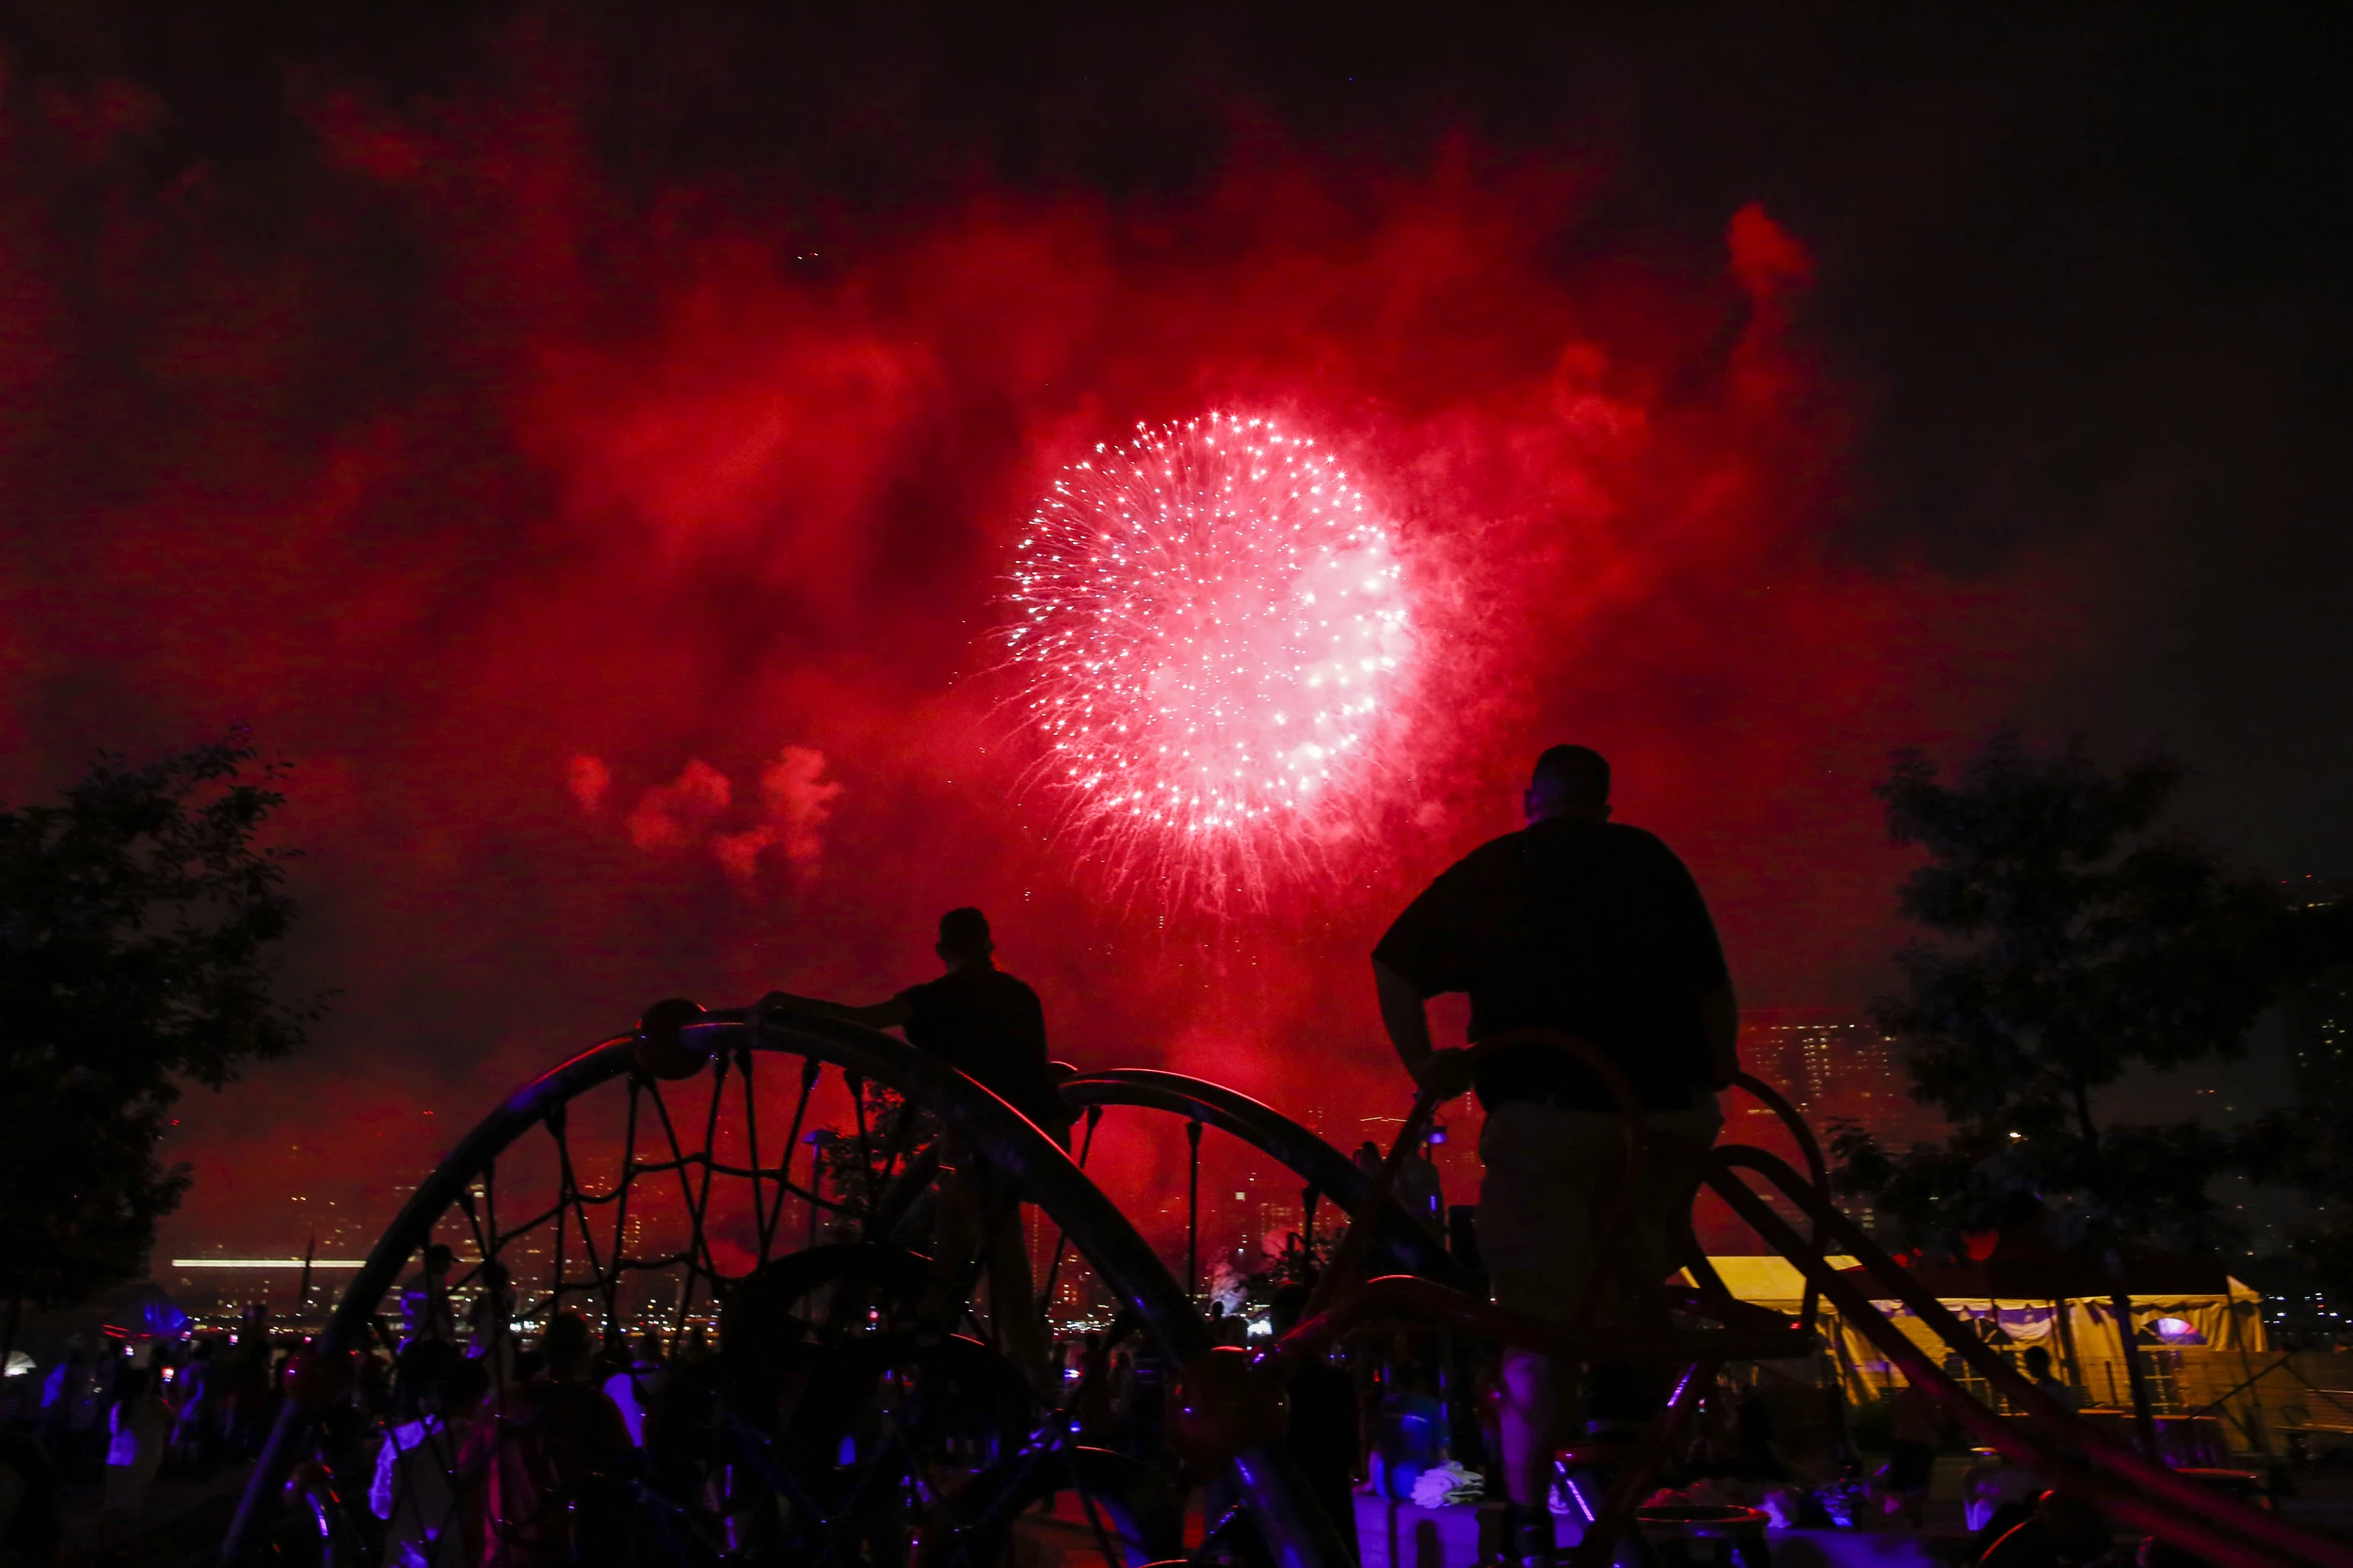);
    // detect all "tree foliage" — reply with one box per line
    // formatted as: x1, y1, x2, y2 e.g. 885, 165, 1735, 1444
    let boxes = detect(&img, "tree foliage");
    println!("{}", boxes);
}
813, 1082, 940, 1234
1833, 735, 2277, 1260
0, 736, 319, 1307
2233, 904, 2353, 1294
